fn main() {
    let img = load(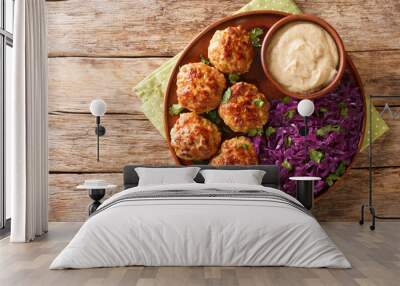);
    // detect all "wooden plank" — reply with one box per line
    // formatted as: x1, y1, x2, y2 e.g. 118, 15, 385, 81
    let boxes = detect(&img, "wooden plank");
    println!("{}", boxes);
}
349, 50, 400, 101
48, 113, 174, 173
47, 0, 400, 57
296, 0, 400, 51
313, 167, 400, 221
47, 0, 247, 57
48, 57, 168, 114
49, 167, 400, 222
48, 51, 400, 114
49, 173, 123, 222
